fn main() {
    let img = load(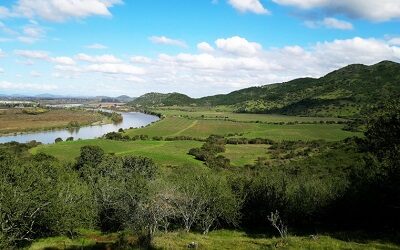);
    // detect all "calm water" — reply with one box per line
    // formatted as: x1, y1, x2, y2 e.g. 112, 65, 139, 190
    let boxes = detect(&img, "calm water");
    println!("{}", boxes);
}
0, 112, 159, 144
